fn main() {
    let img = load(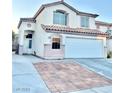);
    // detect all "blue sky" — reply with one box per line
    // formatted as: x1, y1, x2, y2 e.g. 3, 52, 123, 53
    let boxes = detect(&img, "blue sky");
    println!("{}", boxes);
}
12, 0, 112, 32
